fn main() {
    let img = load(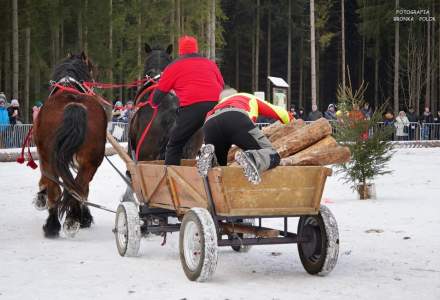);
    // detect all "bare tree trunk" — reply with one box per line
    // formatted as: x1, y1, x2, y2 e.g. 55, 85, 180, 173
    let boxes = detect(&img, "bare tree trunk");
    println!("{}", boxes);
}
310, 0, 317, 107
266, 4, 271, 100
176, 0, 181, 39
109, 0, 113, 100
235, 32, 239, 90
209, 0, 216, 60
252, 14, 256, 91
299, 32, 304, 109
393, 0, 399, 114
255, 0, 260, 91
78, 1, 83, 49
431, 8, 437, 114
341, 0, 346, 89
34, 62, 40, 101
170, 3, 175, 47
12, 0, 19, 99
287, 0, 292, 109
5, 43, 11, 98
60, 20, 64, 56
426, 21, 431, 109
24, 27, 30, 123
374, 41, 379, 109
316, 32, 320, 107
84, 0, 88, 54
361, 0, 365, 82
137, 1, 142, 82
